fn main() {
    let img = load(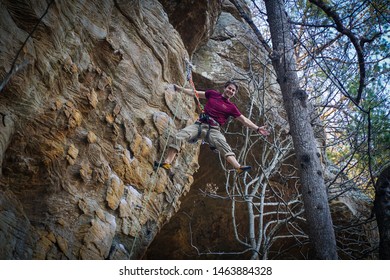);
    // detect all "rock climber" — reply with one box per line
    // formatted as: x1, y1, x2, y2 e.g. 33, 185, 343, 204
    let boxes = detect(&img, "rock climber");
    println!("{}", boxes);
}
155, 80, 269, 175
